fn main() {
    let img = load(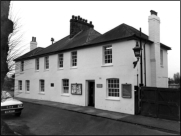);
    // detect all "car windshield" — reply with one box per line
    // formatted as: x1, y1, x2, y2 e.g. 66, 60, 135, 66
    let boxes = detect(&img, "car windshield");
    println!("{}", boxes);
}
1, 91, 13, 102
